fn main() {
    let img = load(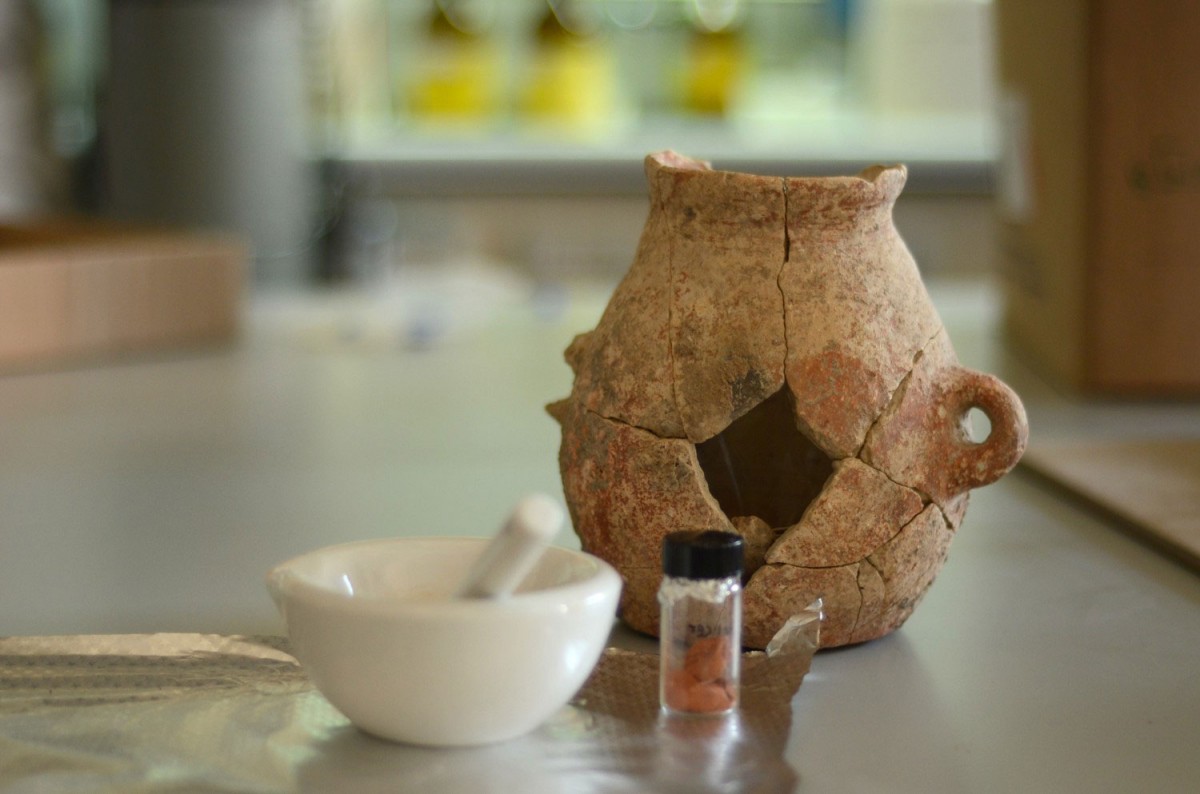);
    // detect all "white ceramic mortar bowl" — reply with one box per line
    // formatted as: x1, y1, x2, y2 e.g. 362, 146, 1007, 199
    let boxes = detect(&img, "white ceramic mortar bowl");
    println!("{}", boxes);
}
266, 536, 621, 747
